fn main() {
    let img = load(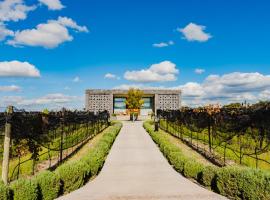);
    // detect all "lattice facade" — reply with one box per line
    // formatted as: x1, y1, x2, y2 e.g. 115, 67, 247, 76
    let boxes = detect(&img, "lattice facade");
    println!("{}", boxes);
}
85, 89, 181, 115
156, 94, 180, 110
